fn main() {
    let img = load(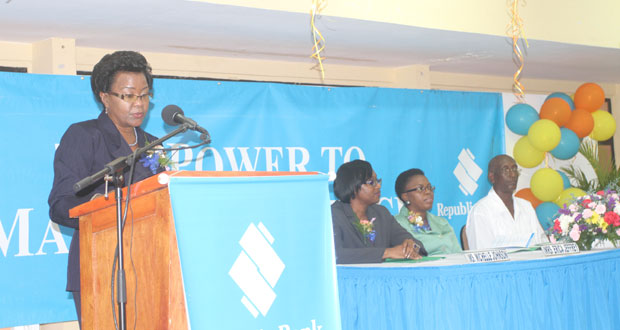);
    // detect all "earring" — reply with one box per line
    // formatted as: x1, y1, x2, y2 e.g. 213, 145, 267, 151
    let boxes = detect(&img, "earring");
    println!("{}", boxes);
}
405, 200, 411, 205
104, 108, 108, 114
